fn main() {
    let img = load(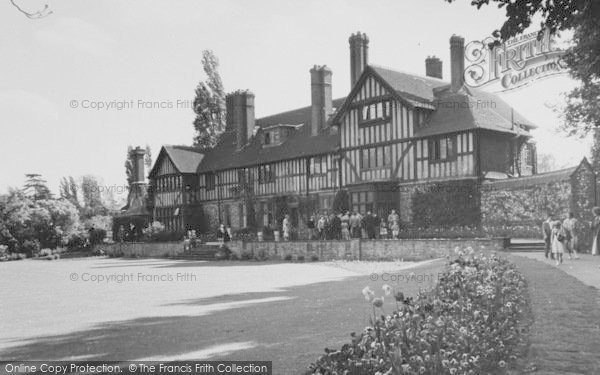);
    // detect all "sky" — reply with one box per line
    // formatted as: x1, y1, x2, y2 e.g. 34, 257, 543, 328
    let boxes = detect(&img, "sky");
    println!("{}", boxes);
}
0, 0, 590, 200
